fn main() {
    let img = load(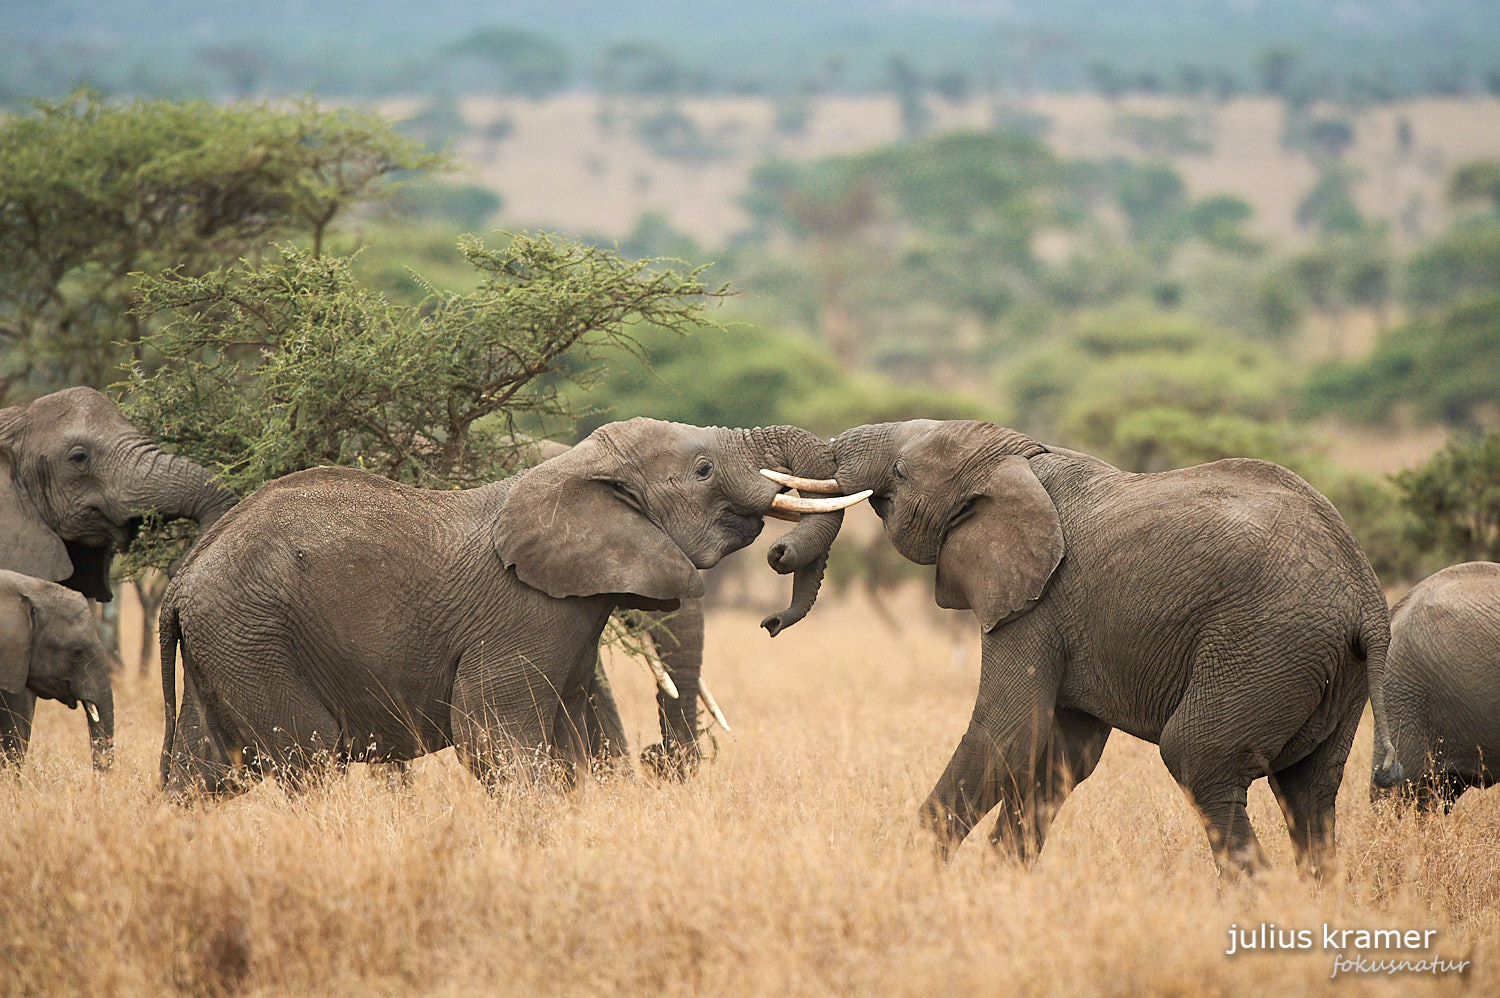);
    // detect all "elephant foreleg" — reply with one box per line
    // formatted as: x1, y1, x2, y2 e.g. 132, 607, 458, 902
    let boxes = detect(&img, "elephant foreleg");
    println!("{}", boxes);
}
922, 633, 1064, 861
0, 689, 36, 767
642, 600, 705, 780
989, 708, 1111, 856
451, 650, 558, 791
